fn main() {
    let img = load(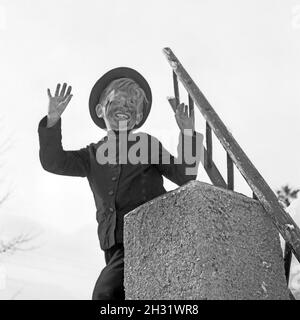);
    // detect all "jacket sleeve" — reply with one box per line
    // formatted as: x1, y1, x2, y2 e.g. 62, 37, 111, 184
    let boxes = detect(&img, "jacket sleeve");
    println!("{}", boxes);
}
38, 116, 90, 177
152, 131, 204, 186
